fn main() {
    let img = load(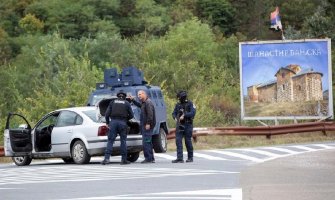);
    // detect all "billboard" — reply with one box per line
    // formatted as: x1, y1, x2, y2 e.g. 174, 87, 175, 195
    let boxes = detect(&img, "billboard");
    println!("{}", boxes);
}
239, 39, 333, 120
